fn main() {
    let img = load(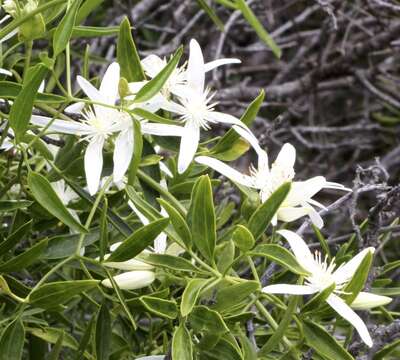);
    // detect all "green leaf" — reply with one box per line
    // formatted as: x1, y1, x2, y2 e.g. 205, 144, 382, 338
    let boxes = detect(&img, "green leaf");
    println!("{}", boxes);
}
53, 0, 83, 57
189, 306, 229, 334
29, 280, 99, 309
181, 278, 209, 317
117, 17, 145, 82
303, 320, 354, 360
99, 198, 108, 261
0, 320, 25, 360
28, 172, 87, 233
232, 225, 255, 252
76, 0, 104, 24
302, 283, 335, 313
9, 64, 47, 142
48, 332, 64, 360
212, 90, 264, 154
0, 81, 65, 103
139, 296, 178, 319
250, 244, 308, 275
259, 295, 298, 355
344, 251, 373, 304
196, 0, 224, 31
133, 46, 183, 103
248, 182, 291, 240
95, 303, 111, 360
203, 337, 243, 360
157, 198, 192, 249
0, 200, 33, 212
139, 253, 200, 273
172, 323, 193, 360
72, 25, 119, 38
373, 338, 400, 360
189, 175, 216, 260
28, 327, 79, 351
214, 281, 260, 312
236, 0, 281, 58
0, 238, 47, 273
107, 218, 169, 262
74, 316, 95, 360
0, 220, 32, 256
127, 118, 143, 185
